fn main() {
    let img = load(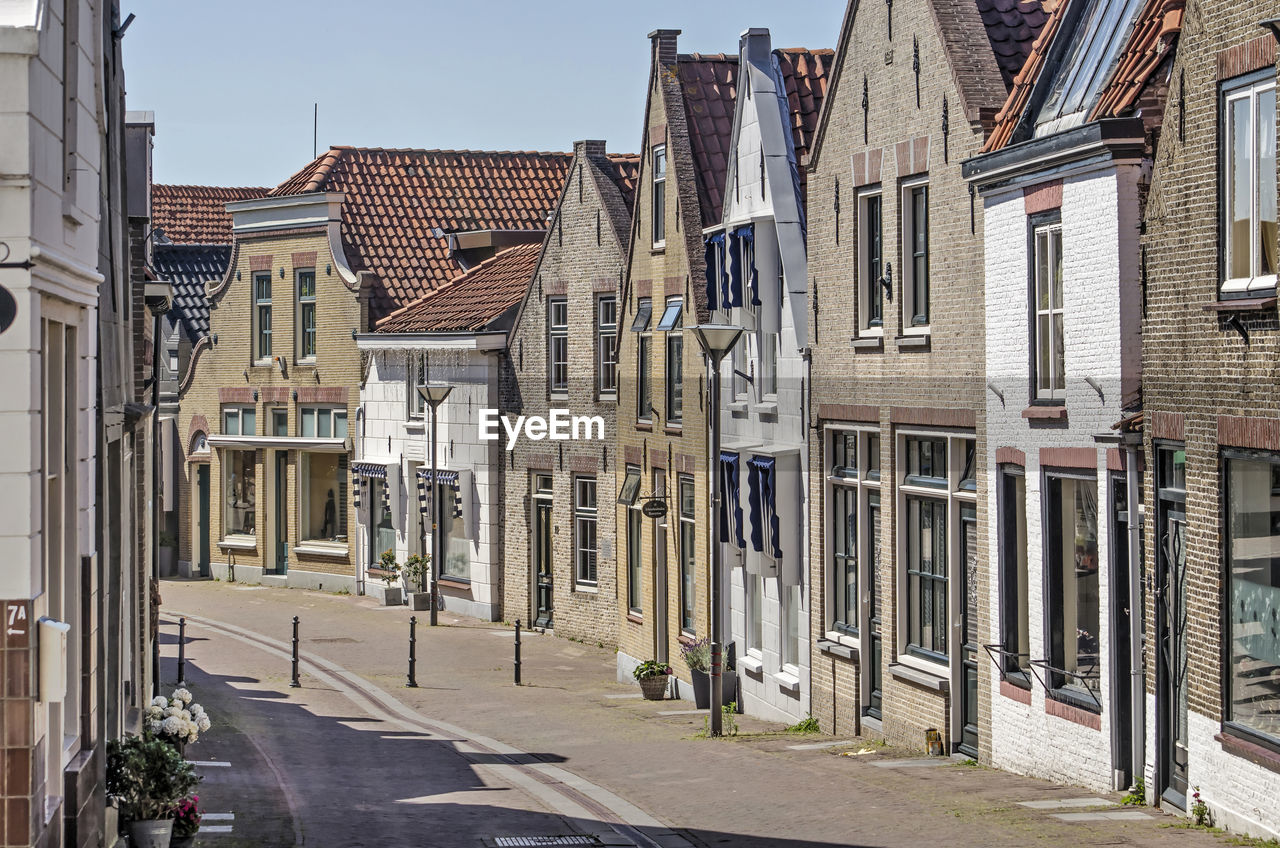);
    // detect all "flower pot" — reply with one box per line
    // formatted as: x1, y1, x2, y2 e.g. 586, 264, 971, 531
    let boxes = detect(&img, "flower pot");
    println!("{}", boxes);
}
638, 675, 669, 700
172, 836, 195, 848
690, 668, 710, 709
408, 591, 432, 611
128, 819, 174, 848
374, 584, 403, 606
723, 670, 741, 712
